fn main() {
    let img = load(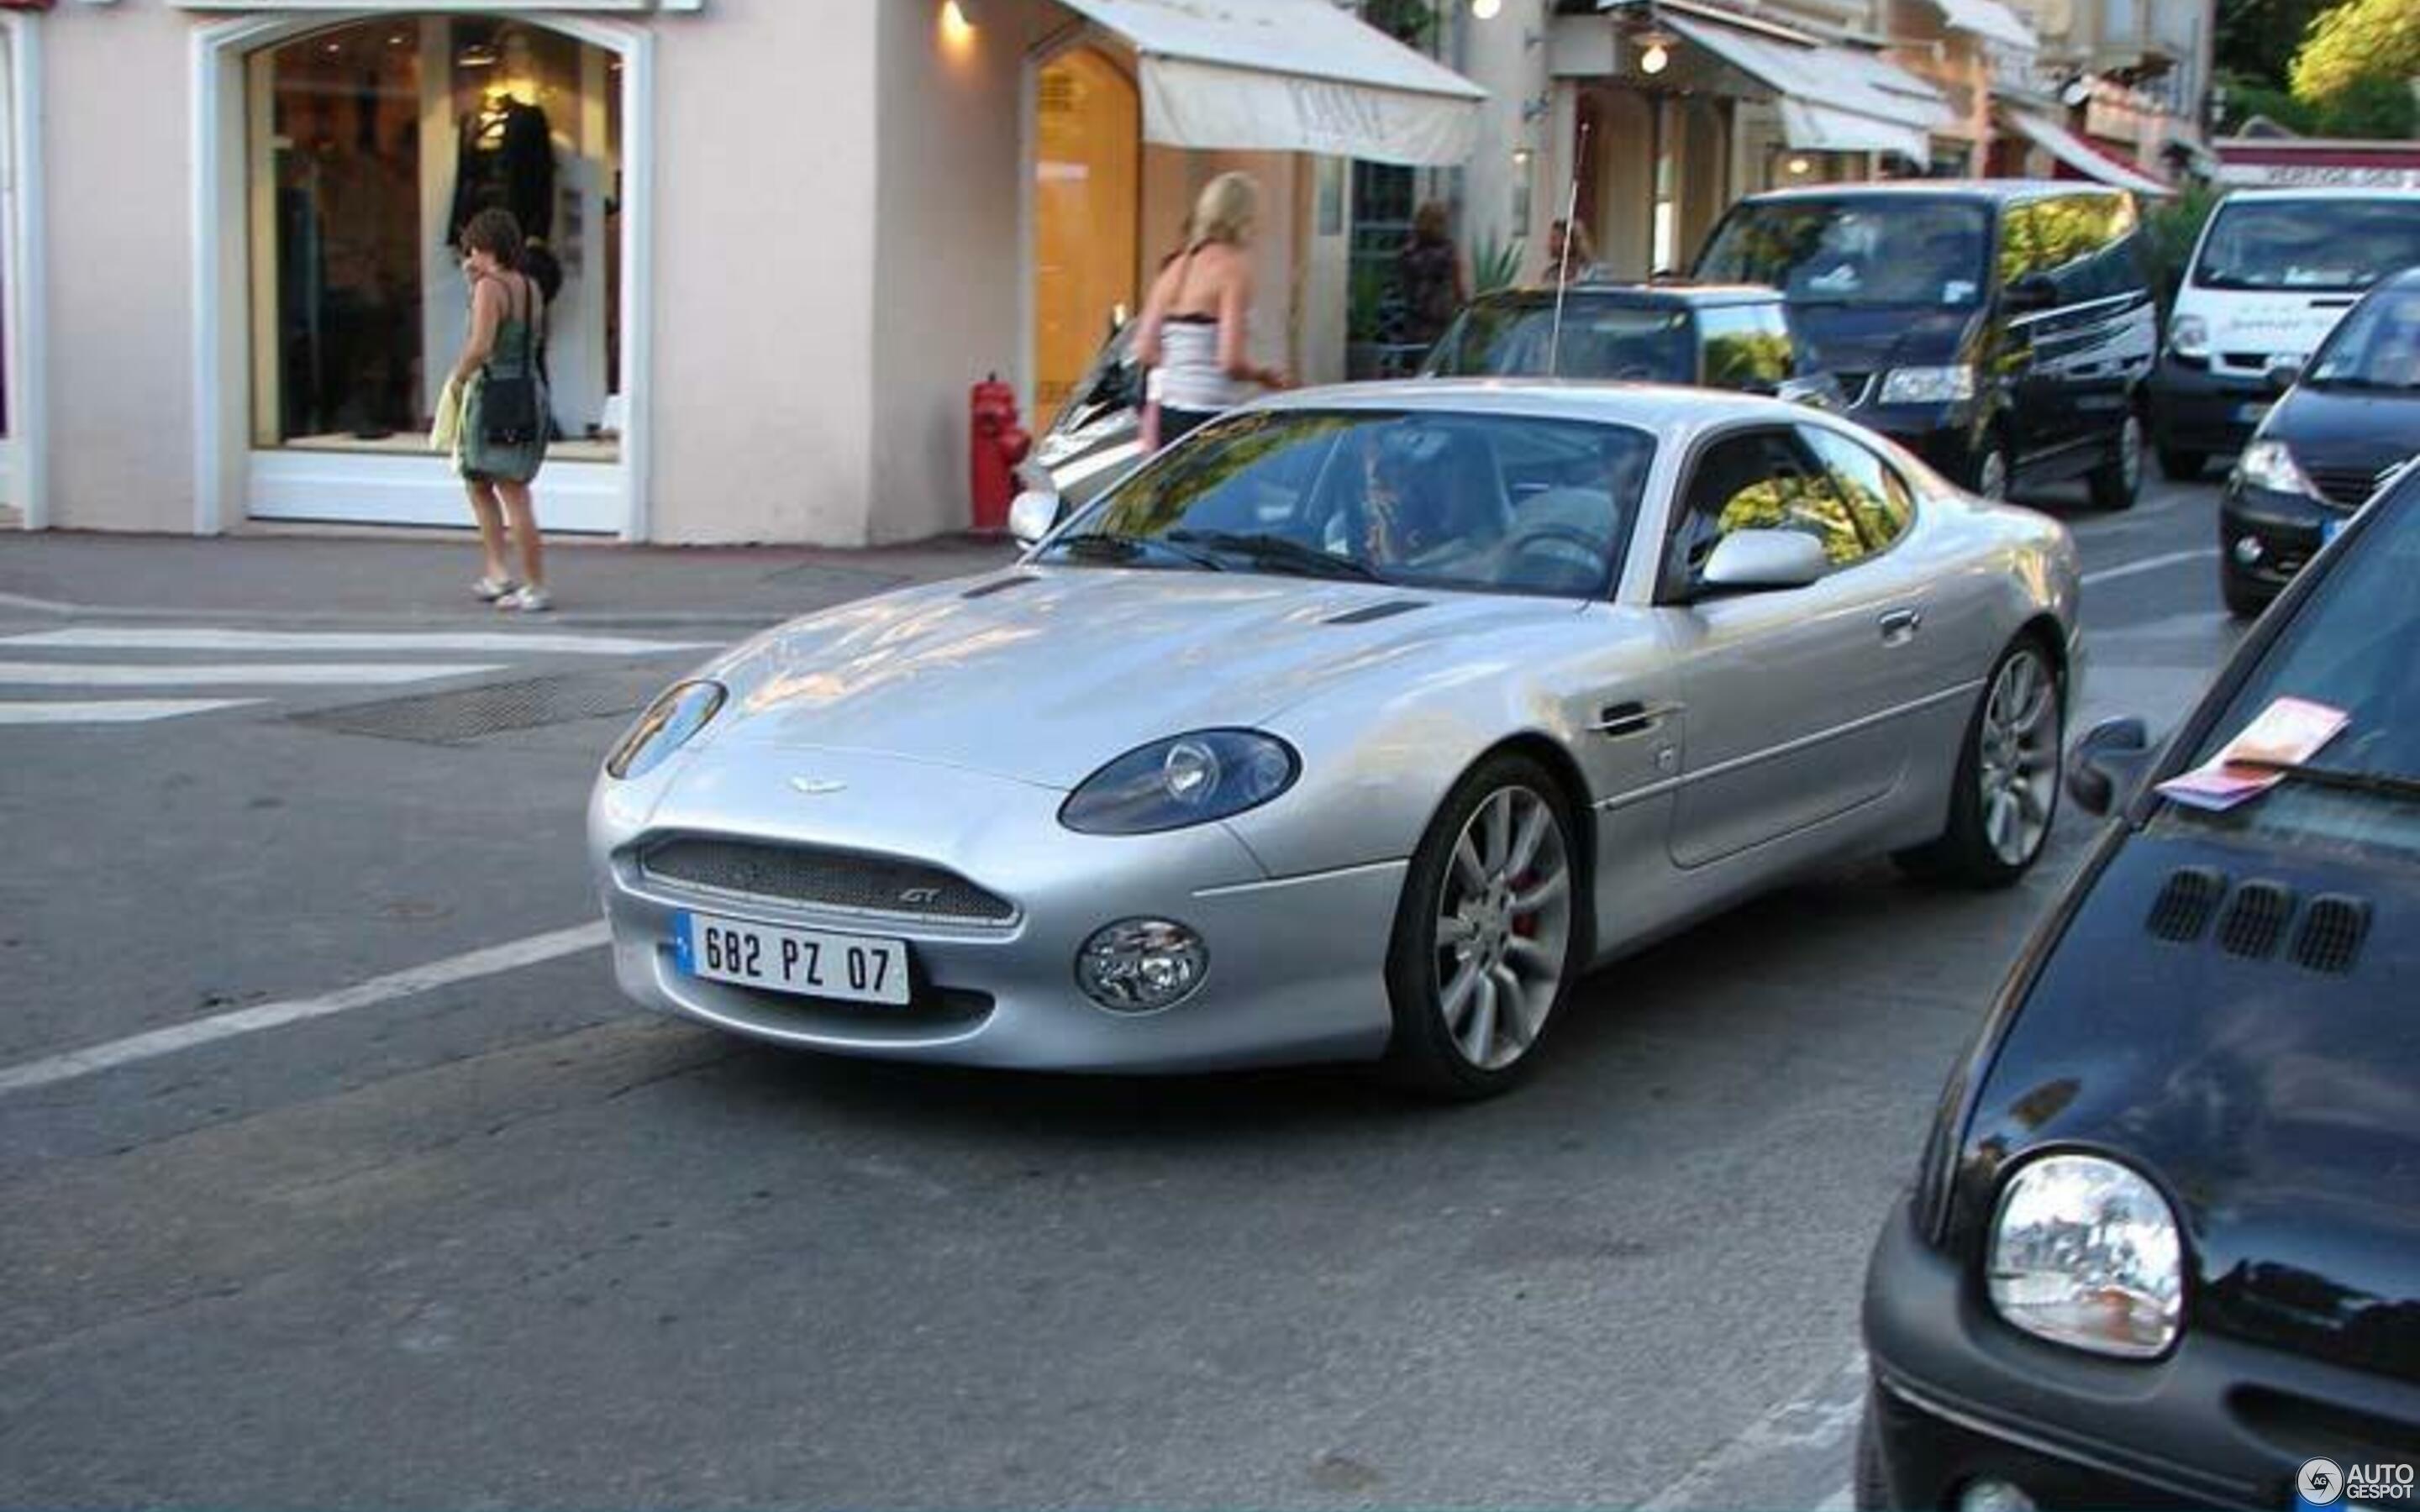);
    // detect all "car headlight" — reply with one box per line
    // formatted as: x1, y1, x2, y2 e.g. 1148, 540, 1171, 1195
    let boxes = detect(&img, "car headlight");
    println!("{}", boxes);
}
605, 680, 727, 780
2168, 314, 2211, 360
2238, 439, 2317, 499
1989, 1153, 2184, 1359
1878, 365, 1977, 405
1060, 730, 1298, 835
